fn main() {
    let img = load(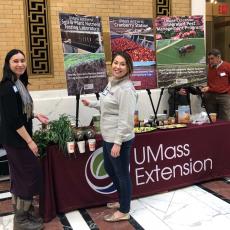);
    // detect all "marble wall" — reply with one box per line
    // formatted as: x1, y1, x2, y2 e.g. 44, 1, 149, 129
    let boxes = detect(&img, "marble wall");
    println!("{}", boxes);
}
31, 89, 170, 130
31, 89, 203, 130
